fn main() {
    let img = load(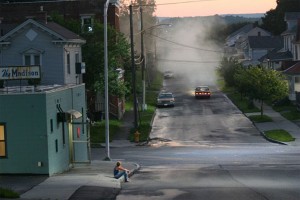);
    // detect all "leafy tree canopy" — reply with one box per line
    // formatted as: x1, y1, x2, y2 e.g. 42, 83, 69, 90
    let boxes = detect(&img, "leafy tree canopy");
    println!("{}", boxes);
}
234, 66, 288, 116
50, 12, 131, 98
261, 0, 300, 35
